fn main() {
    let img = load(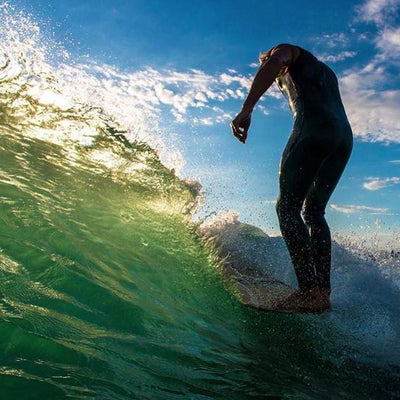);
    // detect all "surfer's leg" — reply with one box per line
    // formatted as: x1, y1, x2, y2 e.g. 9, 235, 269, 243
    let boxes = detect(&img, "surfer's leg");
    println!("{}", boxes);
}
276, 138, 325, 291
303, 137, 353, 290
